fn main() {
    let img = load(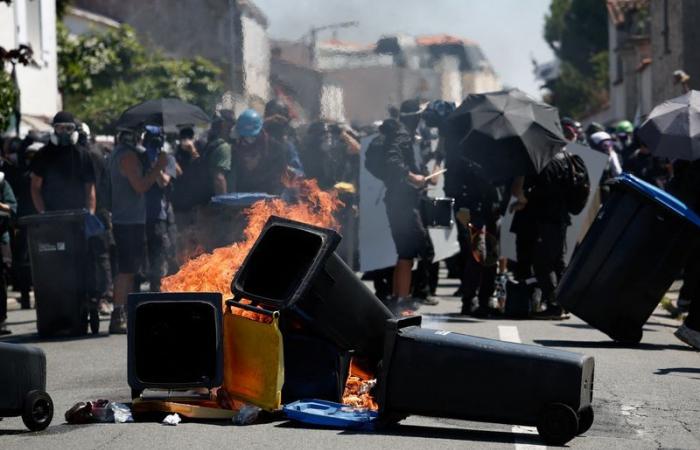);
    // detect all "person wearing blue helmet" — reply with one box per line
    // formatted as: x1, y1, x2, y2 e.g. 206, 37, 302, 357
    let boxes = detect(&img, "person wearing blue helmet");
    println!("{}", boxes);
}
231, 109, 289, 195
